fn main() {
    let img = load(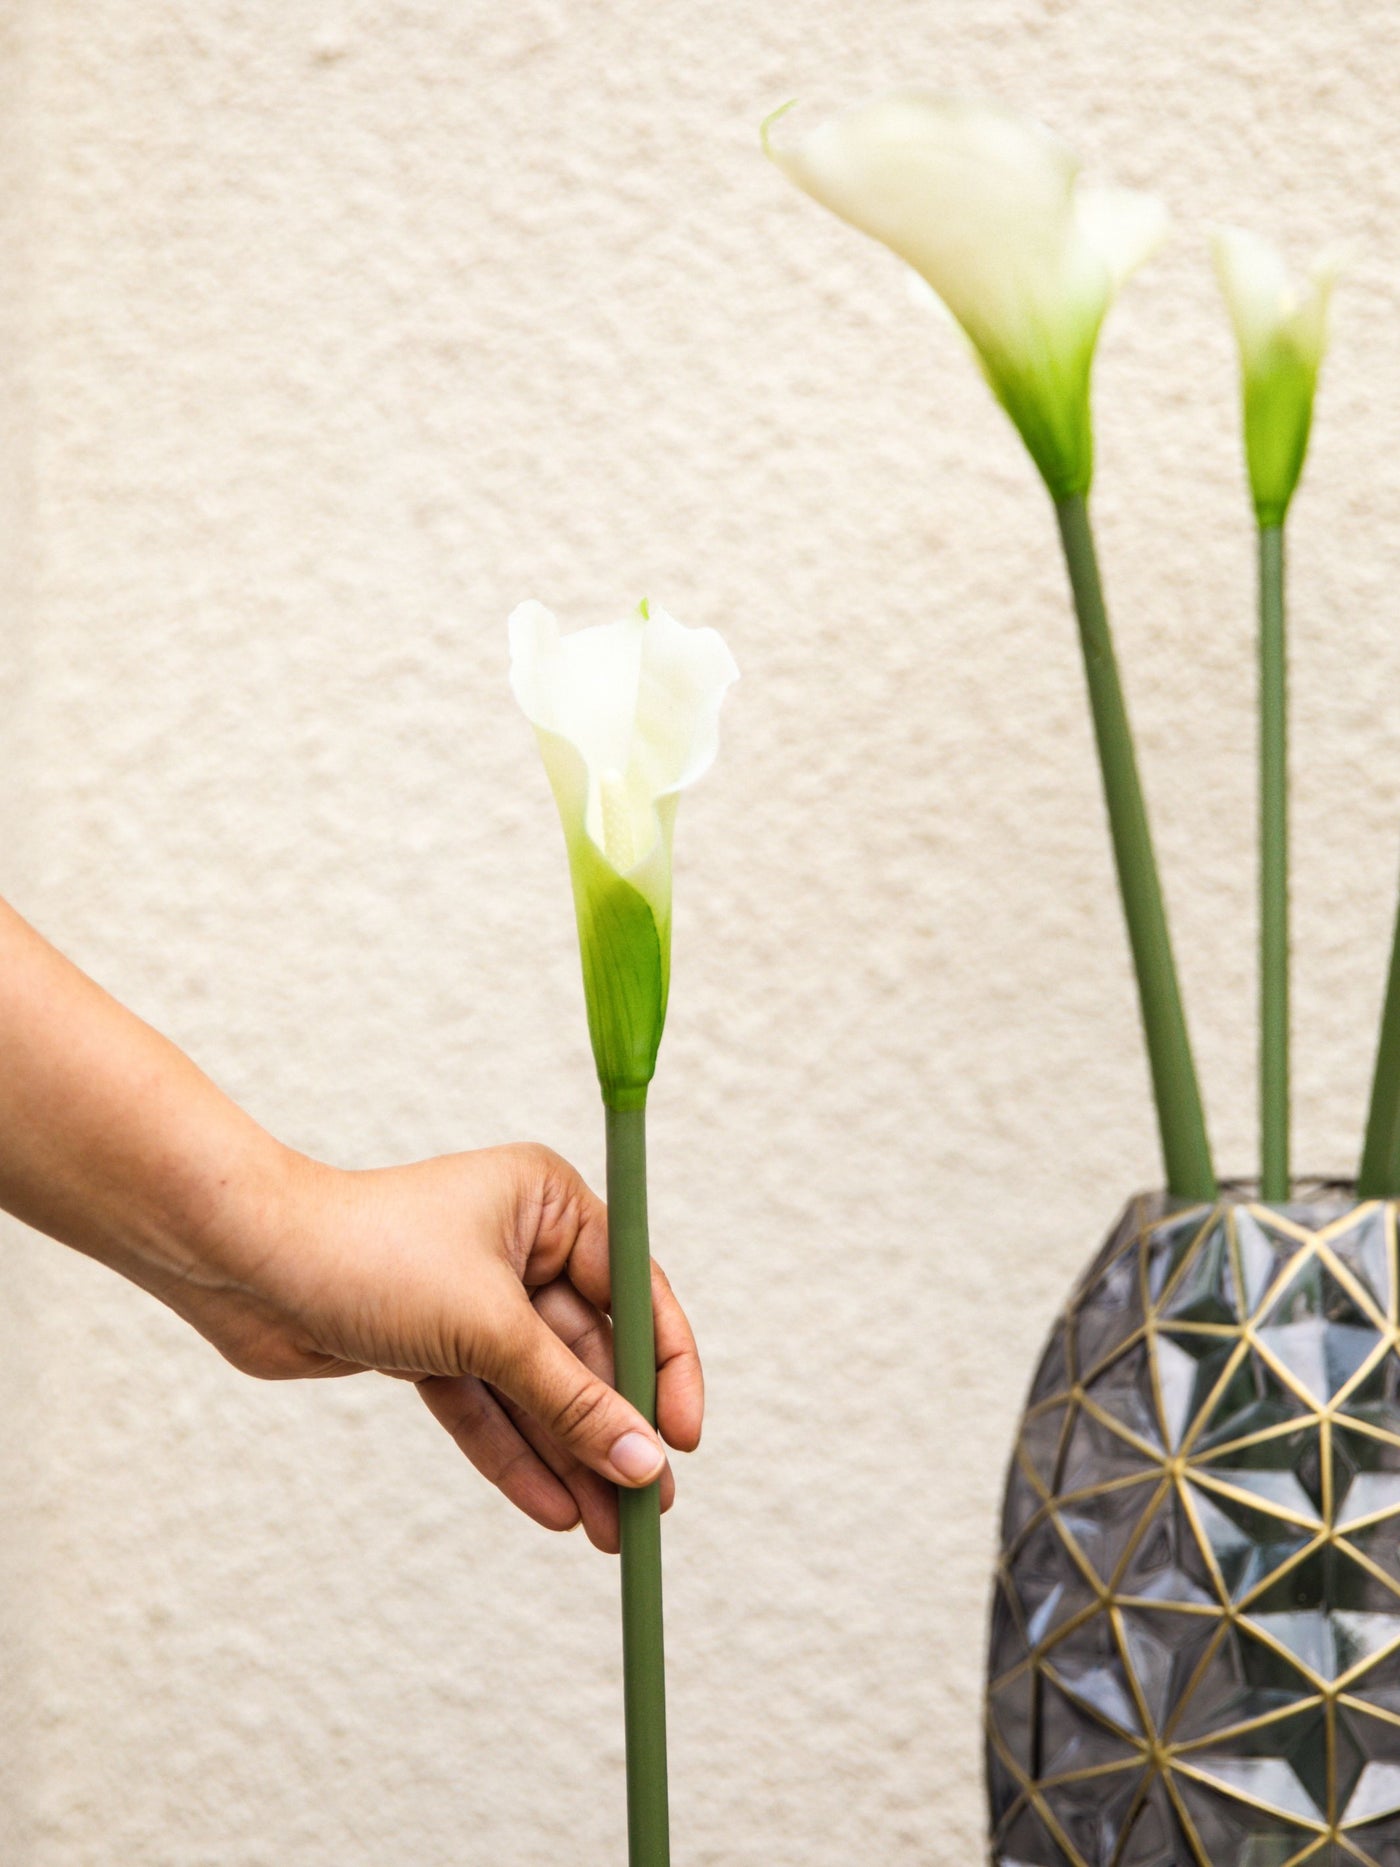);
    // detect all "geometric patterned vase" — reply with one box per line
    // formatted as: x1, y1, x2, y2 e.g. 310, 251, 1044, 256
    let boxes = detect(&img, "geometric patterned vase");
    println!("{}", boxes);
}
986, 1185, 1400, 1866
